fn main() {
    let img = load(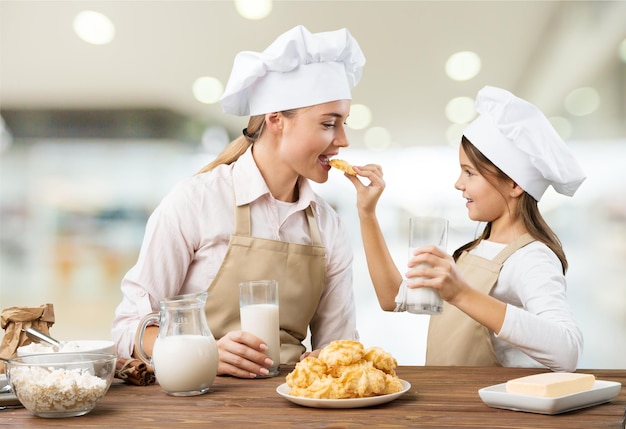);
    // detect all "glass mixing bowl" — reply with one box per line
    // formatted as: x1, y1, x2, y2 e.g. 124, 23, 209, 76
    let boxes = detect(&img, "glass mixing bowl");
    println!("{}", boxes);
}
4, 352, 116, 418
